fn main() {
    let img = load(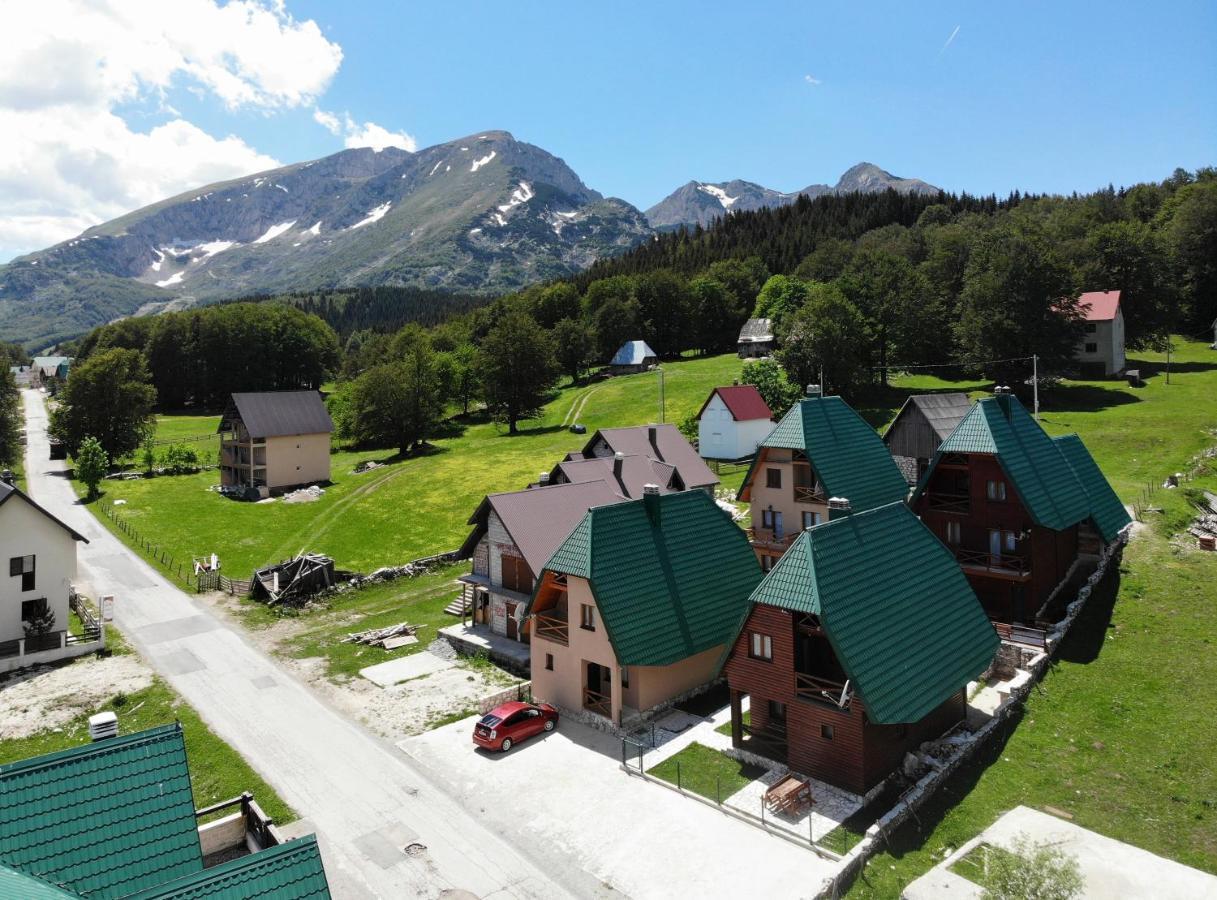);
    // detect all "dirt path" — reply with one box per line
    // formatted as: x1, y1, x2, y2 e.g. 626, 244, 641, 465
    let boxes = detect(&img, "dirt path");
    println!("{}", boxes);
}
561, 382, 604, 428
0, 653, 154, 739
